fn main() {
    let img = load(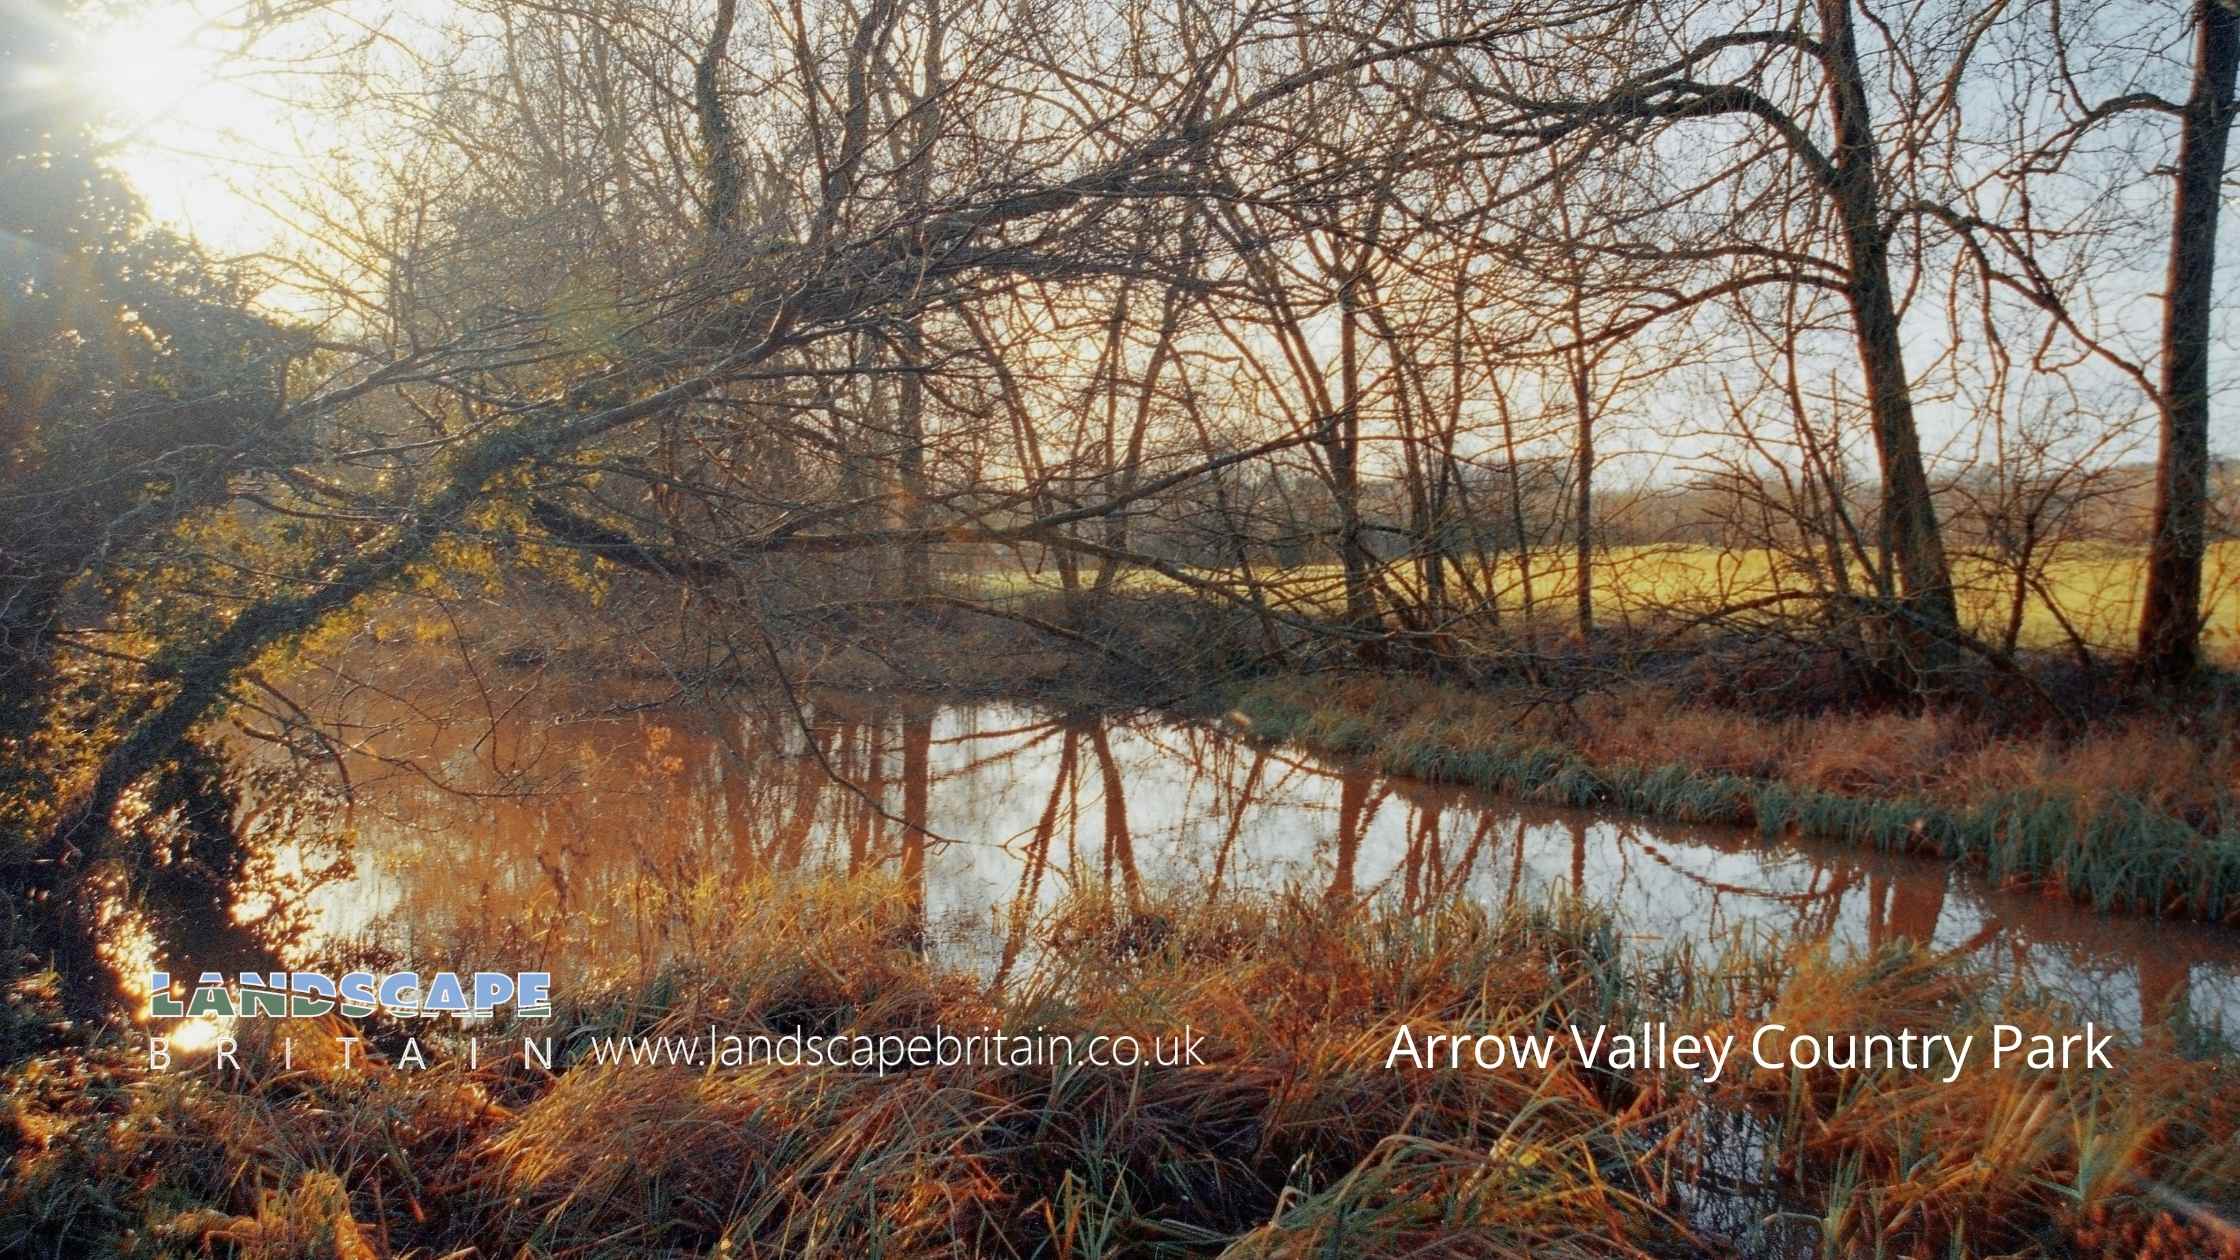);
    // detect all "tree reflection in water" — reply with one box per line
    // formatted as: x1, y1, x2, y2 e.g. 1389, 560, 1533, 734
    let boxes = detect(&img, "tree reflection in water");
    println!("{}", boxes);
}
240, 686, 2239, 1033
